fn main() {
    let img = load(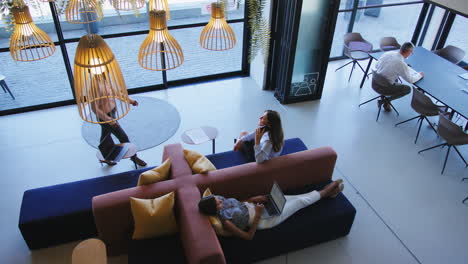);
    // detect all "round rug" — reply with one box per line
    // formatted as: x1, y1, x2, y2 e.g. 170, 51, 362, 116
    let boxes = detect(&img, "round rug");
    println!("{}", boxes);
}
81, 96, 180, 151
